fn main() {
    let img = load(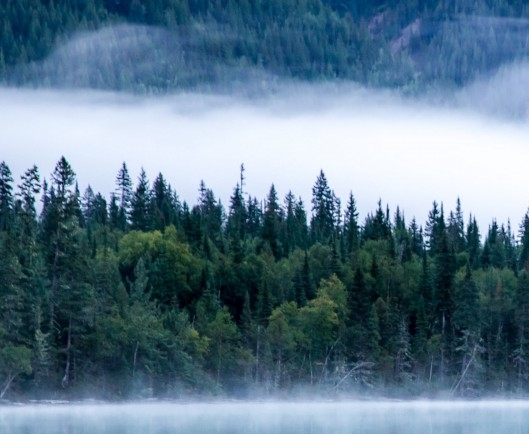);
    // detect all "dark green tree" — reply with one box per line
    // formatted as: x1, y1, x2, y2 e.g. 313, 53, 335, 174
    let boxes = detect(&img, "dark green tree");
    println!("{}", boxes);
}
226, 184, 247, 263
310, 170, 335, 244
129, 168, 150, 232
115, 162, 133, 227
343, 192, 360, 256
0, 161, 15, 232
261, 184, 283, 260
